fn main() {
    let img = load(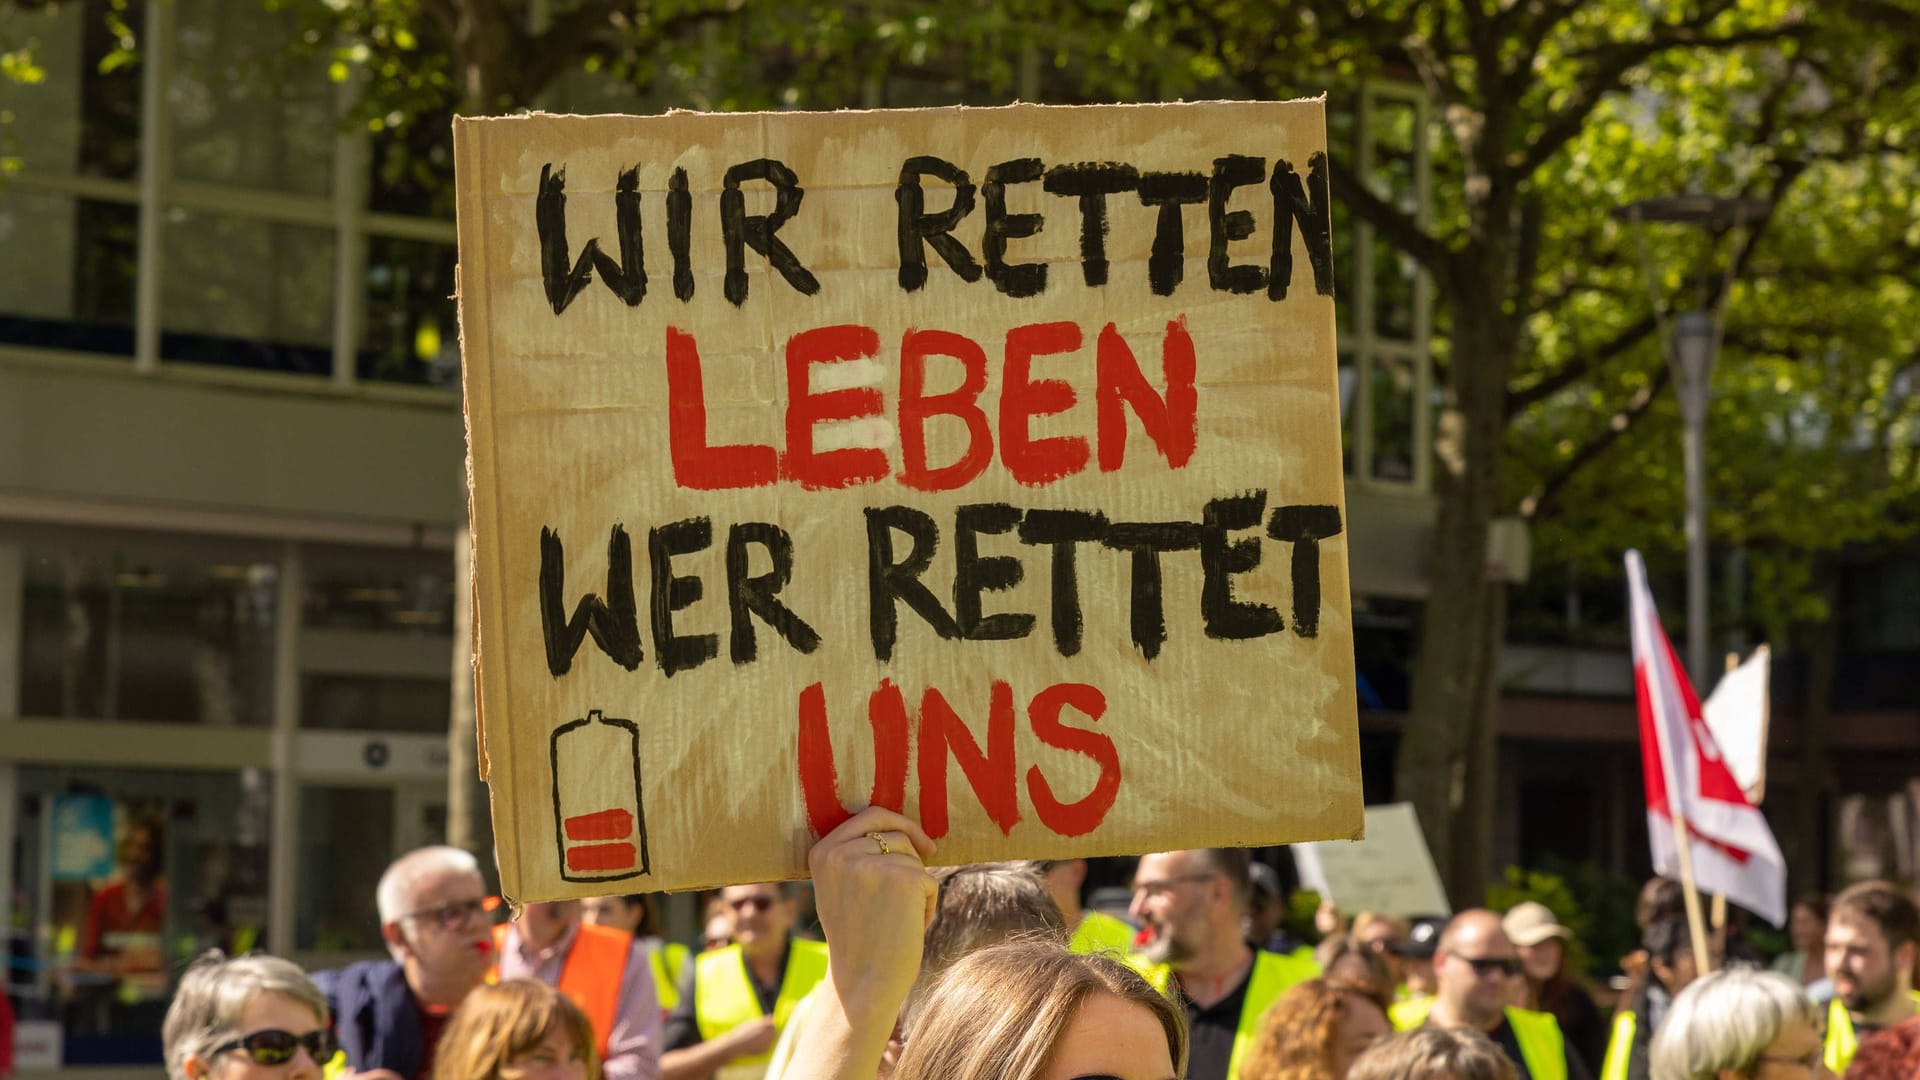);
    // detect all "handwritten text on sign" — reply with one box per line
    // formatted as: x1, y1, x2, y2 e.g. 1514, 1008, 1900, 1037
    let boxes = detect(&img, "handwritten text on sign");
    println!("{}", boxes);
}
455, 102, 1364, 899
